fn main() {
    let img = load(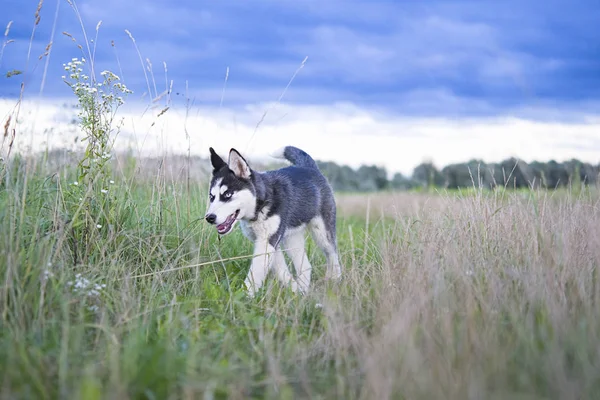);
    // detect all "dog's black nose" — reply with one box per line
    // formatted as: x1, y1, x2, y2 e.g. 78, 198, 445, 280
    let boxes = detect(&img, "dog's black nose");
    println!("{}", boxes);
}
205, 213, 217, 224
